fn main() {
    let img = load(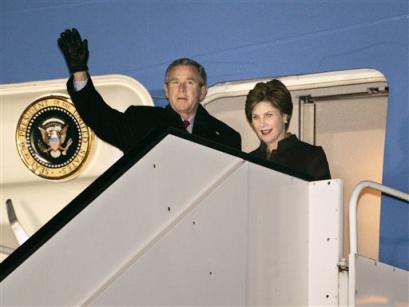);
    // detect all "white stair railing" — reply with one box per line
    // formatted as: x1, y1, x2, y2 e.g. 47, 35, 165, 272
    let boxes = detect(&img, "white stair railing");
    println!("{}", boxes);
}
0, 199, 30, 261
348, 180, 409, 306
